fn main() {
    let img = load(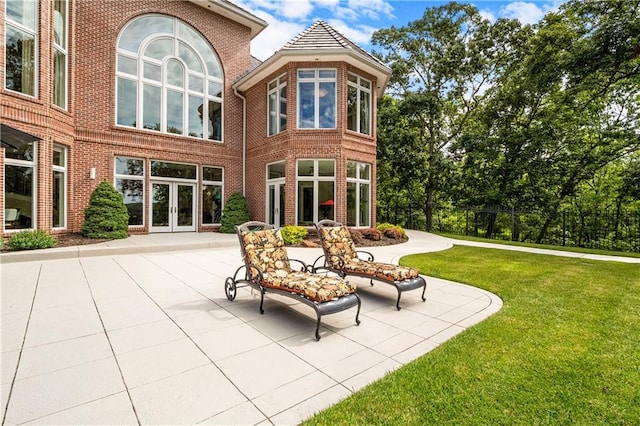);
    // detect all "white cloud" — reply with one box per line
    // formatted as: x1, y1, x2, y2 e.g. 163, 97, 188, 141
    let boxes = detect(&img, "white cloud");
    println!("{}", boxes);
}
478, 8, 497, 23
327, 19, 376, 44
347, 0, 394, 20
249, 9, 306, 60
280, 0, 314, 19
500, 2, 545, 25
